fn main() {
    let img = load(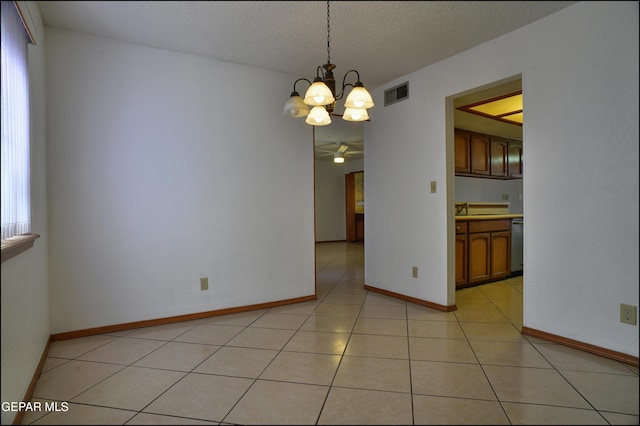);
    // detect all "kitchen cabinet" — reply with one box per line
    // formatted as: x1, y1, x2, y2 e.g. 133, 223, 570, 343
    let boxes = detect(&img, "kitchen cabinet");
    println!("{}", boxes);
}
490, 230, 511, 279
455, 221, 468, 286
454, 128, 522, 180
490, 138, 508, 177
468, 232, 491, 284
454, 129, 471, 173
470, 133, 491, 176
508, 141, 523, 178
458, 218, 511, 288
